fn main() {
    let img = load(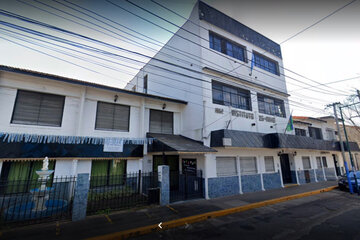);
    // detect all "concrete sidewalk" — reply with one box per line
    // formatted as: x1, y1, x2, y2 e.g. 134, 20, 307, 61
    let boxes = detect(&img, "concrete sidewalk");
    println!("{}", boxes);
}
1, 181, 337, 240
